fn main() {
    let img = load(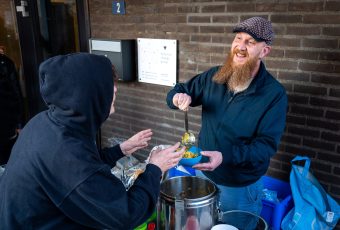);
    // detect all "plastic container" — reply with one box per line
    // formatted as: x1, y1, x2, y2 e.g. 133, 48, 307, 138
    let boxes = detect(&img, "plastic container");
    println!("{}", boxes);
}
134, 211, 156, 230
179, 146, 202, 166
134, 222, 147, 230
260, 176, 294, 230
168, 165, 196, 177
